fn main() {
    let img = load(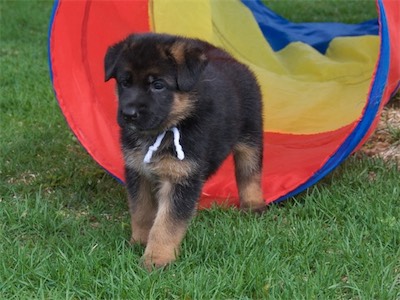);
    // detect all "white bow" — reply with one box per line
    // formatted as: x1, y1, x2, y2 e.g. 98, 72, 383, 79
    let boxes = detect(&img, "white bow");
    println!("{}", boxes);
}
143, 127, 185, 163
